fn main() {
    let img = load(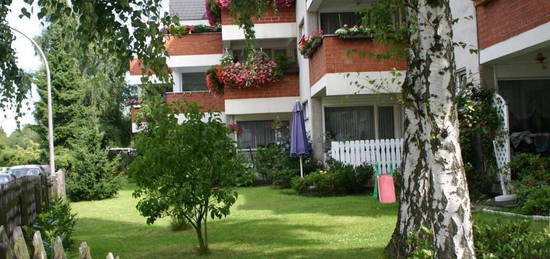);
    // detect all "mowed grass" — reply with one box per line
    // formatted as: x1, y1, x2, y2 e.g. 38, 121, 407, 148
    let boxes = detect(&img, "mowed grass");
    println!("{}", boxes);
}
70, 183, 397, 258
69, 182, 549, 258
